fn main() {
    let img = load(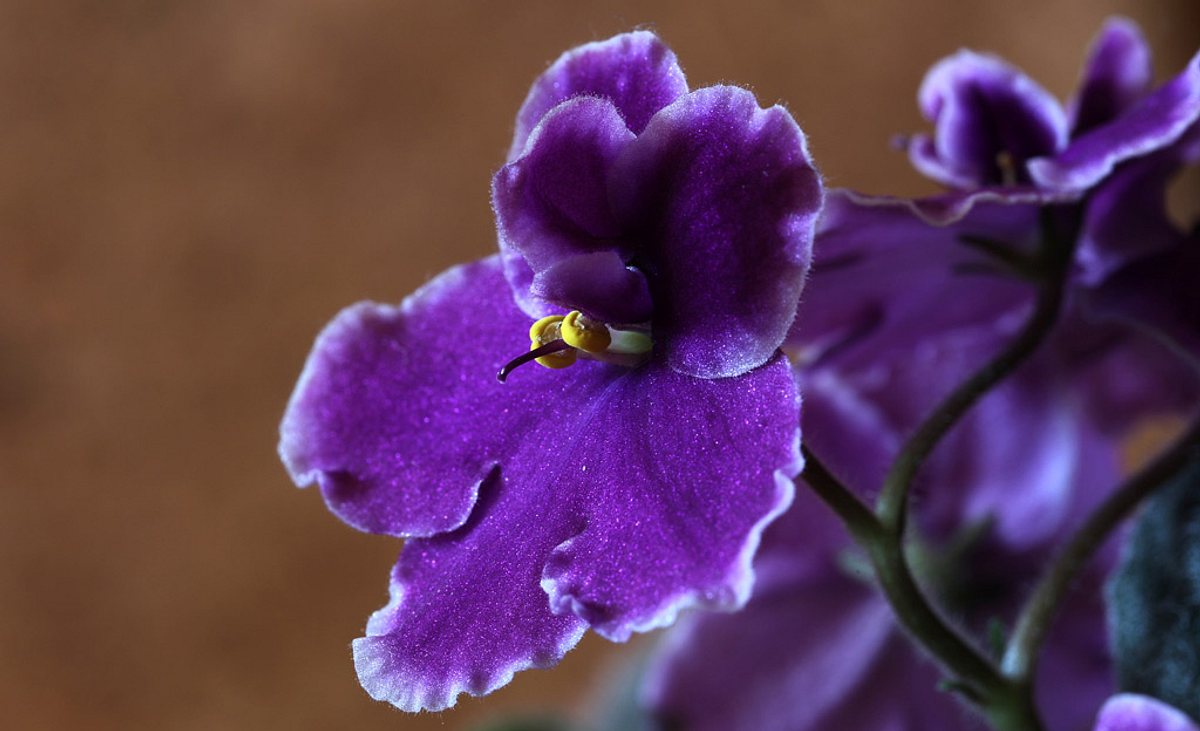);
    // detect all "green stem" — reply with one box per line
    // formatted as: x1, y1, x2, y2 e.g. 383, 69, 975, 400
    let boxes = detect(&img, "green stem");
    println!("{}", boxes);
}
800, 445, 878, 543
1002, 416, 1200, 680
876, 213, 1074, 535
801, 448, 1011, 708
